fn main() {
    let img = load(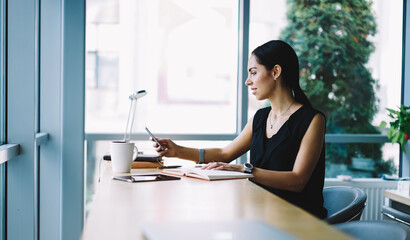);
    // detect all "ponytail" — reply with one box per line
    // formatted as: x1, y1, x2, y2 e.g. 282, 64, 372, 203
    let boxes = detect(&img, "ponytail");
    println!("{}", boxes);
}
293, 86, 311, 107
